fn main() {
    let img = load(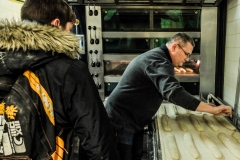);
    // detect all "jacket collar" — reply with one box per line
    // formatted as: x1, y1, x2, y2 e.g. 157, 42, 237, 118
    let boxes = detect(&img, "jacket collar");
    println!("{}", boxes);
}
160, 44, 172, 63
0, 19, 83, 59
